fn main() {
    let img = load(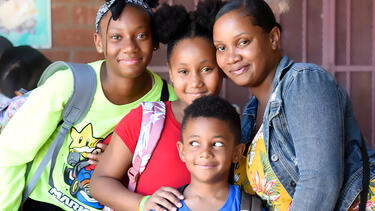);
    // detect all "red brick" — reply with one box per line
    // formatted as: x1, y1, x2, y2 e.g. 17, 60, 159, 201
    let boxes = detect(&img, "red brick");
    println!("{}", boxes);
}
40, 50, 70, 62
72, 50, 104, 63
52, 4, 68, 25
53, 28, 96, 48
72, 5, 98, 25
